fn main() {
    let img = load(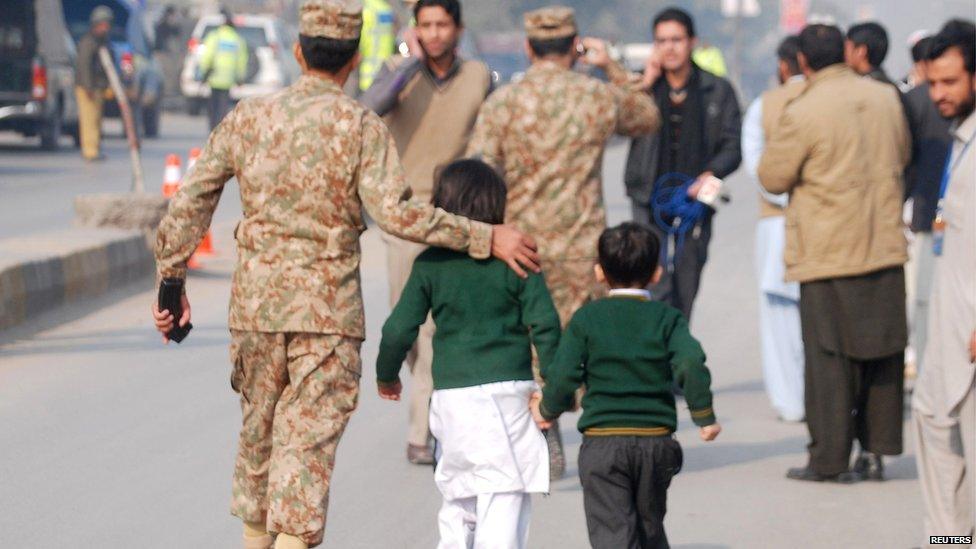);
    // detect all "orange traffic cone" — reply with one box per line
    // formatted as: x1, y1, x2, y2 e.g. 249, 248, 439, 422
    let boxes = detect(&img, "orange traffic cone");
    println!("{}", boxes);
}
187, 147, 201, 173
162, 154, 181, 198
196, 232, 215, 256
